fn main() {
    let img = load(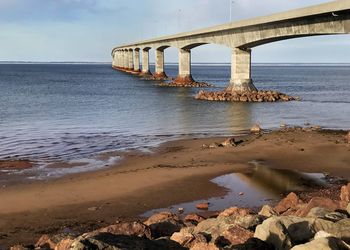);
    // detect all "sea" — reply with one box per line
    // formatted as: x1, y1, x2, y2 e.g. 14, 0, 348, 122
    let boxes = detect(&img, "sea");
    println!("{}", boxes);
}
0, 63, 349, 182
